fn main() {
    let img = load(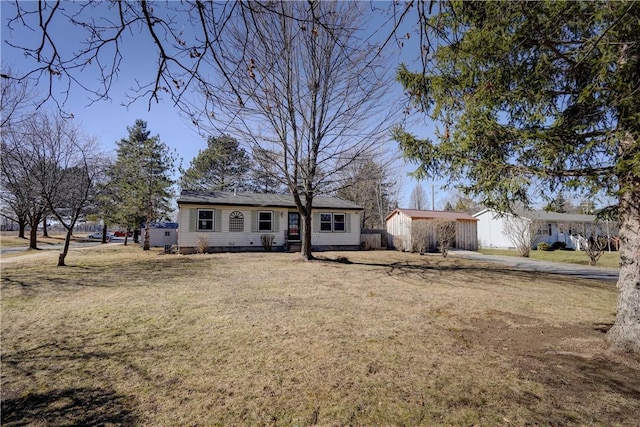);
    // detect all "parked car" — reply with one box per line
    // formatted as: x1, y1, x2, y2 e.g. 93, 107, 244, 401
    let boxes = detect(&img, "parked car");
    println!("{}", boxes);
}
113, 230, 127, 237
87, 232, 112, 242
